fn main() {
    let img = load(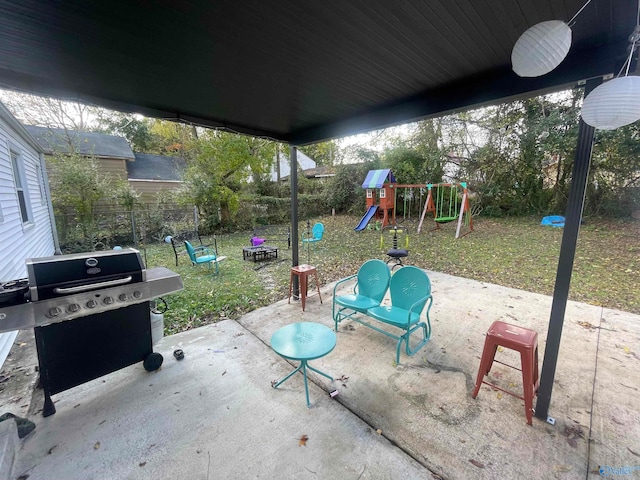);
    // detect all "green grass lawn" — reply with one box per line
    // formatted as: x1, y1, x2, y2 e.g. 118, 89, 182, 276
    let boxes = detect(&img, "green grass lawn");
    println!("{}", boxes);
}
142, 215, 640, 334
